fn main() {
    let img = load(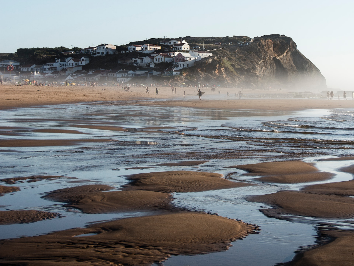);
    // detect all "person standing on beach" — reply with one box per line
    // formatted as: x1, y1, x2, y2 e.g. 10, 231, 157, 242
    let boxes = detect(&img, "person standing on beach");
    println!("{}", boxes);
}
146, 87, 149, 94
198, 89, 202, 100
344, 91, 346, 100
156, 88, 158, 95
